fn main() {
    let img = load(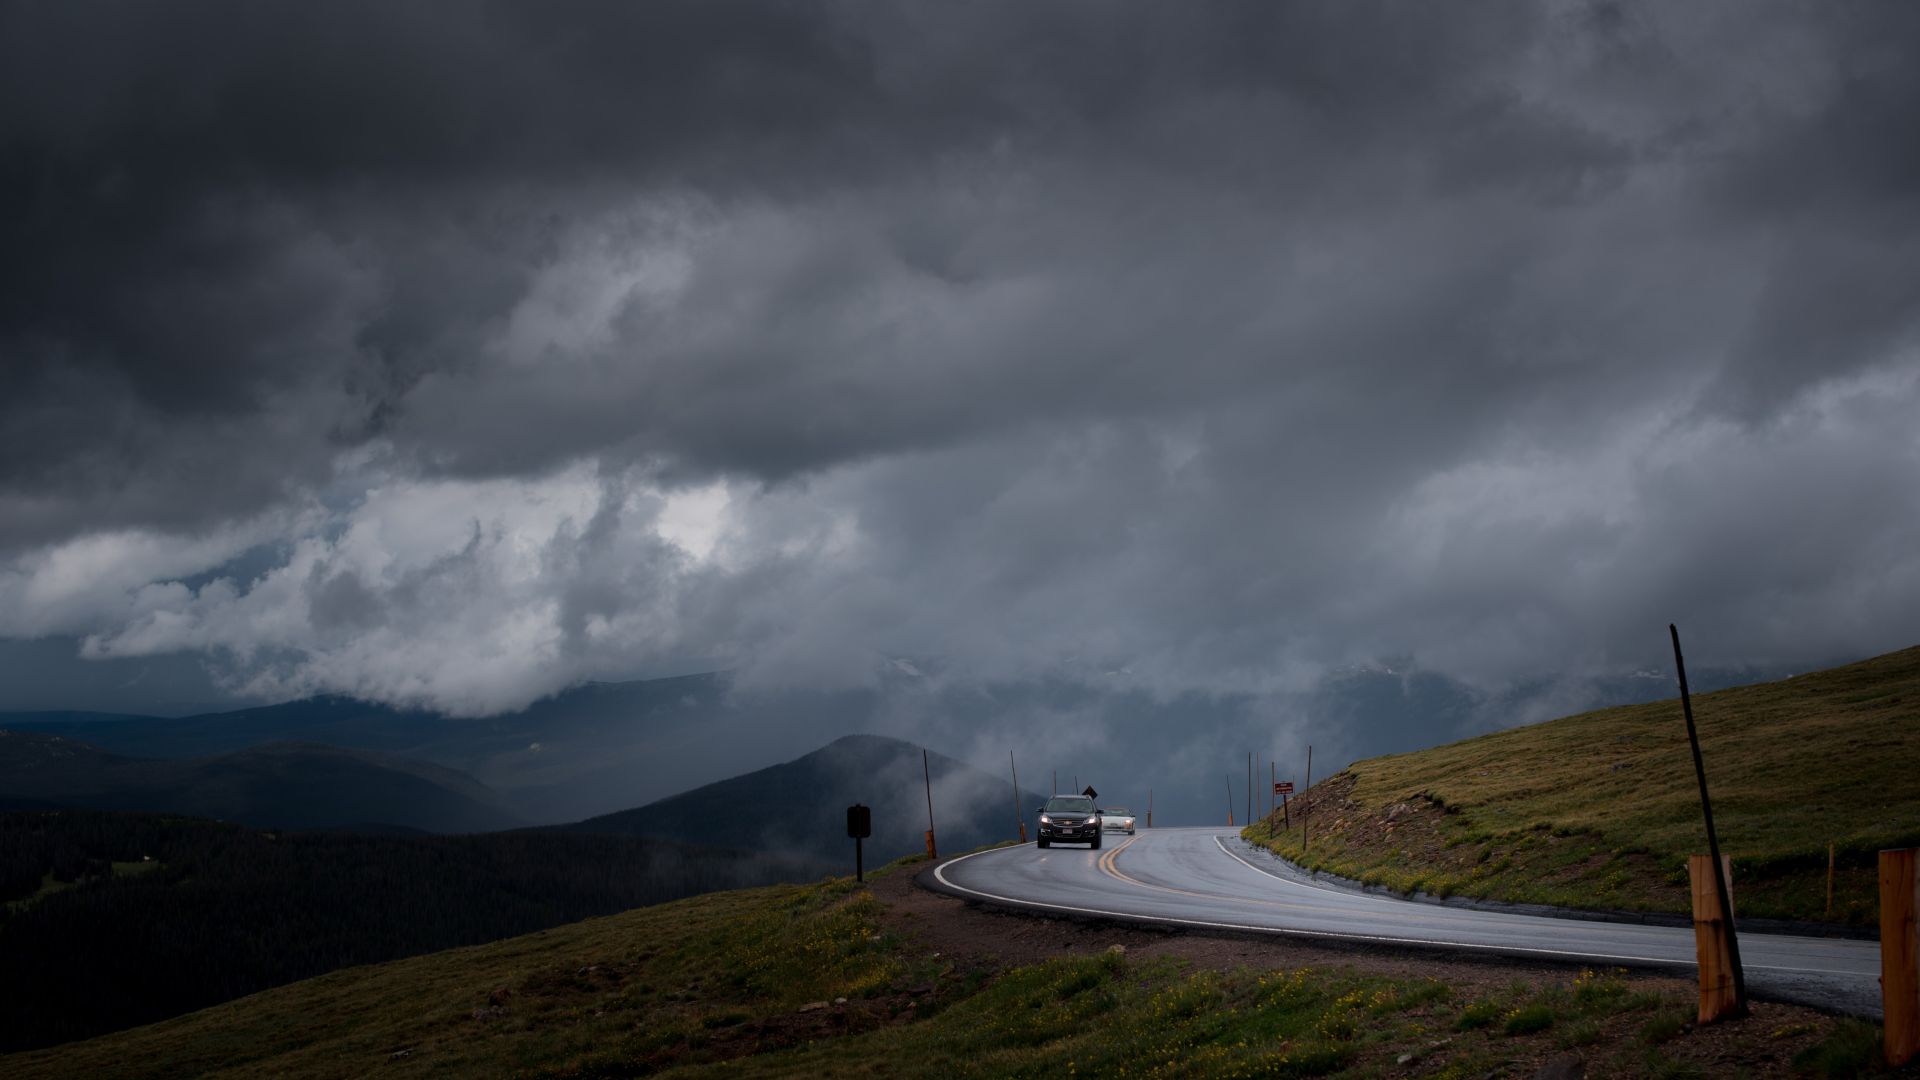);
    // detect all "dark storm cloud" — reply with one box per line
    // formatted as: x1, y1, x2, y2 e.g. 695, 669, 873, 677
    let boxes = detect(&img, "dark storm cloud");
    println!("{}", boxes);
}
2, 0, 1918, 728
0, 0, 1594, 527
